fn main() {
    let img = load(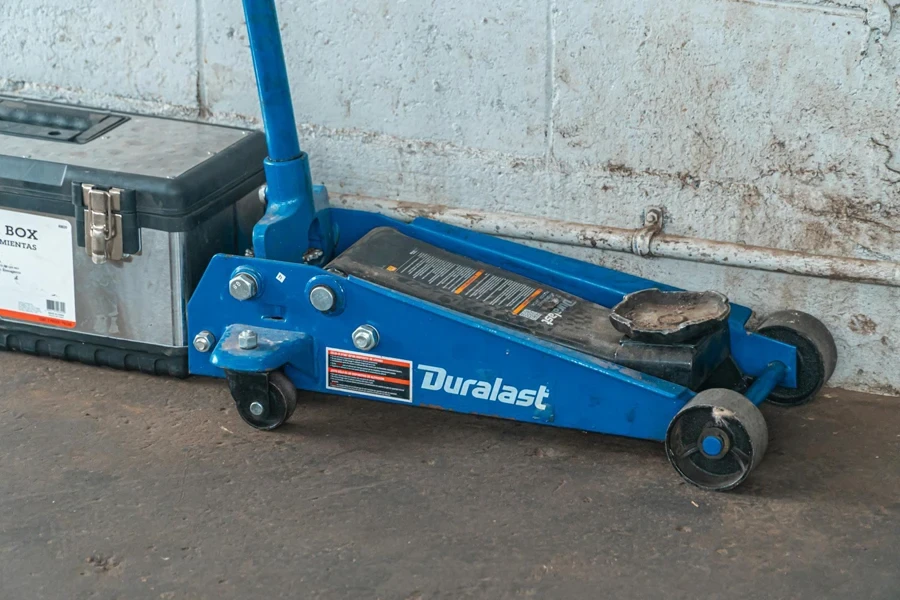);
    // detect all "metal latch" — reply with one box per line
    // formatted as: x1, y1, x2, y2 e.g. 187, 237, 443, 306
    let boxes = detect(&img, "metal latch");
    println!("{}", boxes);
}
81, 183, 124, 264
